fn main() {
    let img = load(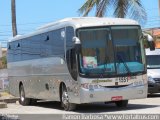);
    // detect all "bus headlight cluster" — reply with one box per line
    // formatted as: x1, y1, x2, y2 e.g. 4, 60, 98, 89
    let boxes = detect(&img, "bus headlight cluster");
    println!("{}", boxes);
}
81, 83, 103, 90
133, 80, 144, 86
148, 76, 156, 83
